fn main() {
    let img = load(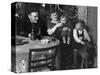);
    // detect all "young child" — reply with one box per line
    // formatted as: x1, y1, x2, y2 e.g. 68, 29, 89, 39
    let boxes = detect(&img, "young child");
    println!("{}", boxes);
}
73, 20, 91, 49
73, 20, 91, 68
60, 15, 71, 44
